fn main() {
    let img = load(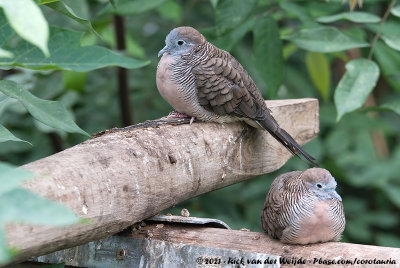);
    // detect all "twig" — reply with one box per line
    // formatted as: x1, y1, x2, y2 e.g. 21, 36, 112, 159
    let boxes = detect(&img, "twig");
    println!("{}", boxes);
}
113, 15, 132, 126
48, 132, 63, 153
368, 0, 397, 60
